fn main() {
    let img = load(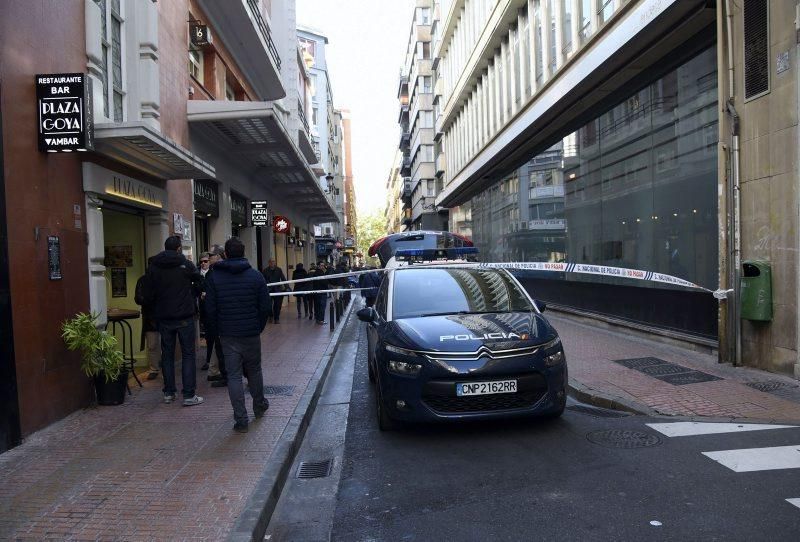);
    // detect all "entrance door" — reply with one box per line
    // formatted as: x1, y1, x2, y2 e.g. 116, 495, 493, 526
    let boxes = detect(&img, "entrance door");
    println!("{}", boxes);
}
0, 84, 22, 452
195, 215, 210, 254
102, 209, 147, 366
